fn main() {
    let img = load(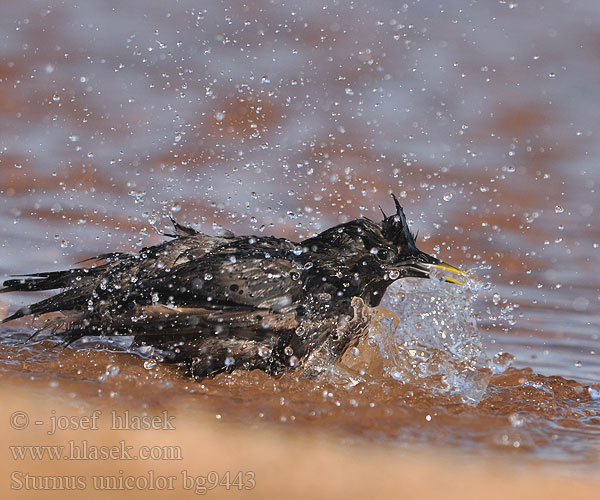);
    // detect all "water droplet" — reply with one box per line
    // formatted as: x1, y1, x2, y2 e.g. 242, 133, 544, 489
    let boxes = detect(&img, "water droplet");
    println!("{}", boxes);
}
284, 346, 294, 356
144, 360, 157, 369
554, 205, 564, 214
258, 346, 271, 358
261, 75, 270, 84
492, 352, 514, 373
204, 273, 213, 281
443, 192, 453, 201
106, 365, 120, 377
52, 93, 60, 102
214, 111, 225, 121
509, 413, 524, 427
171, 202, 181, 213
